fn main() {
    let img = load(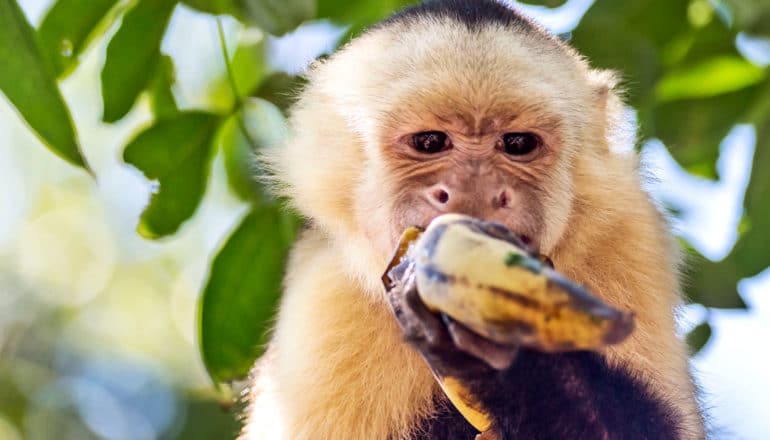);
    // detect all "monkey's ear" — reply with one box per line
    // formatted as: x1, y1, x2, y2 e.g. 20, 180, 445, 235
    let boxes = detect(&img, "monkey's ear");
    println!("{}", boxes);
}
587, 69, 636, 153
587, 69, 621, 105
